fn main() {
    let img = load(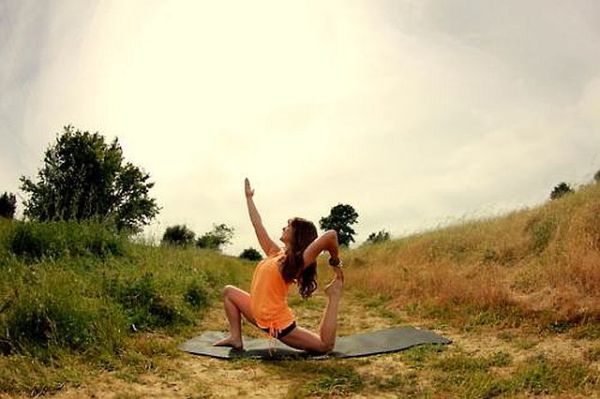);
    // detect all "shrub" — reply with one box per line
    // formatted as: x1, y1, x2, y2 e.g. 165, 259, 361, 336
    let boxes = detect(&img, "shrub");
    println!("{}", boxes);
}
0, 192, 17, 219
525, 216, 558, 254
184, 280, 210, 309
550, 182, 574, 200
365, 229, 391, 245
162, 224, 195, 246
196, 223, 234, 251
239, 247, 262, 261
104, 272, 192, 330
4, 283, 125, 355
8, 220, 126, 262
